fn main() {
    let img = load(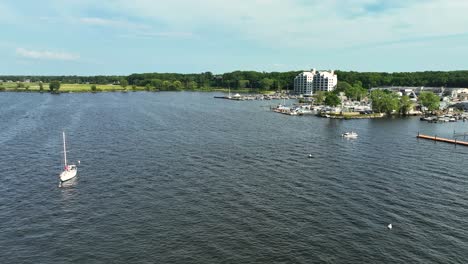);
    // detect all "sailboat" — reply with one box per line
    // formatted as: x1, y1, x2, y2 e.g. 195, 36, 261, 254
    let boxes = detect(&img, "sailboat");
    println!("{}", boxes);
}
227, 86, 232, 99
59, 131, 77, 182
